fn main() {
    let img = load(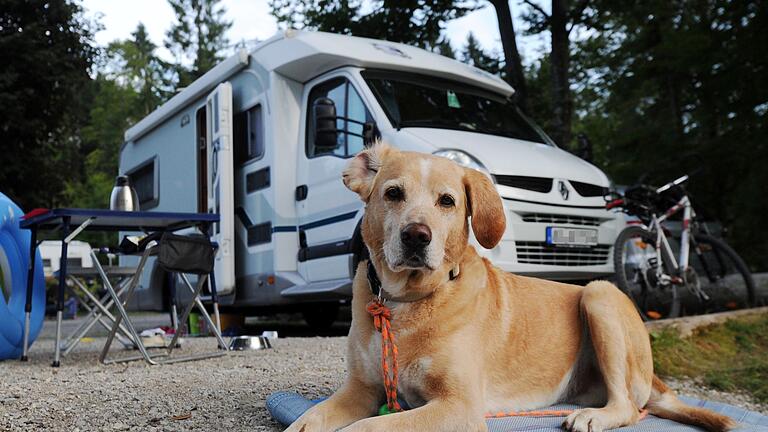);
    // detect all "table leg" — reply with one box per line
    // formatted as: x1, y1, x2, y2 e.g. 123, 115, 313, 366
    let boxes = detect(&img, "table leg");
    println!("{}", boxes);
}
208, 271, 224, 348
168, 272, 179, 331
165, 274, 207, 356
52, 217, 71, 367
63, 277, 134, 355
176, 274, 228, 353
203, 222, 223, 347
21, 227, 37, 361
98, 247, 157, 365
